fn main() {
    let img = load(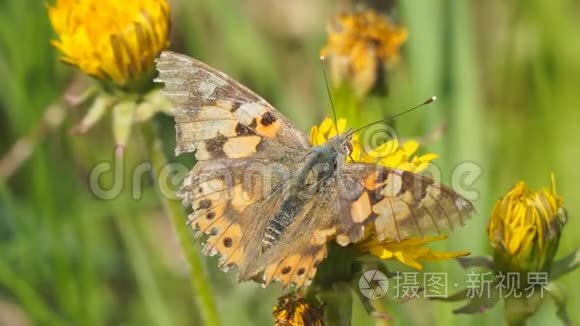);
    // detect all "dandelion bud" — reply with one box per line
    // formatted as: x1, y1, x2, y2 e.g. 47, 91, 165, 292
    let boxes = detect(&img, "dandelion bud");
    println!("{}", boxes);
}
487, 174, 565, 274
